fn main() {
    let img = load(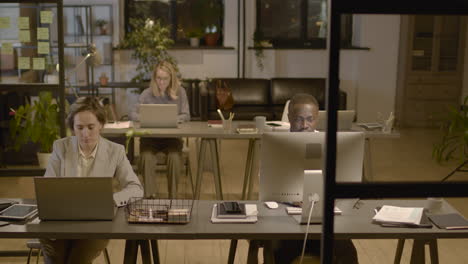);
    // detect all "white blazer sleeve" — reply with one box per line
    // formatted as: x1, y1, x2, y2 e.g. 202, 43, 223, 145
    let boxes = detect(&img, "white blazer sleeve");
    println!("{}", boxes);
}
112, 144, 144, 206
